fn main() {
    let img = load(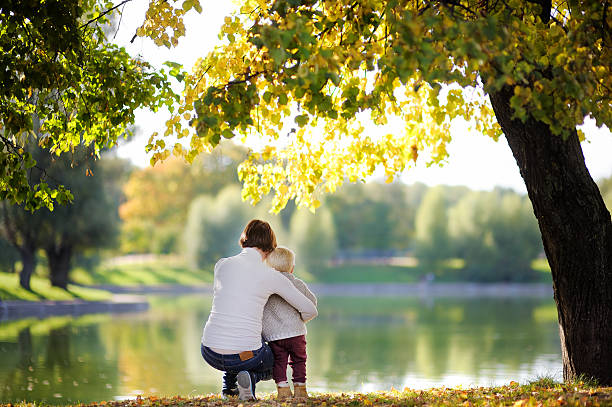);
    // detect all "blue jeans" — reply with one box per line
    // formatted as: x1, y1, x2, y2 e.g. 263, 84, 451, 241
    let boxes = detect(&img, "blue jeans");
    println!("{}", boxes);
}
201, 343, 274, 395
